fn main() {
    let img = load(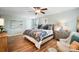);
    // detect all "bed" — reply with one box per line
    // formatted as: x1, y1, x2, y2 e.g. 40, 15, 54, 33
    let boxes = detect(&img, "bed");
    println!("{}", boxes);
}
23, 24, 54, 49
